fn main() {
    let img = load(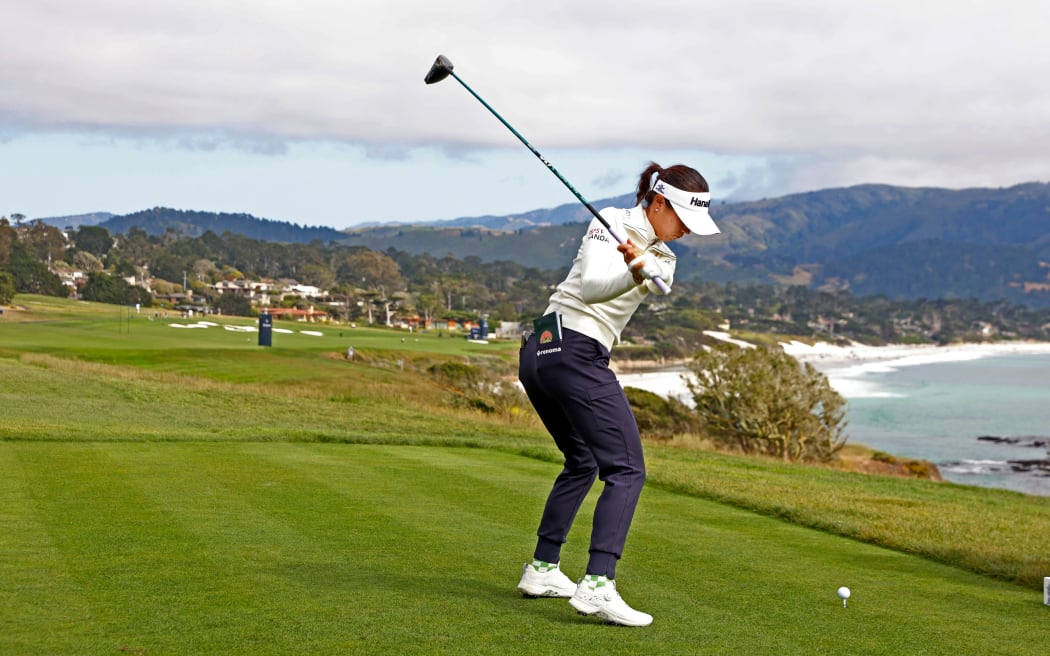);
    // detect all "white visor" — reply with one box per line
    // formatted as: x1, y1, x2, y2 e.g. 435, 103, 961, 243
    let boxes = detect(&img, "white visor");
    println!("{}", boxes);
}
652, 177, 720, 235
